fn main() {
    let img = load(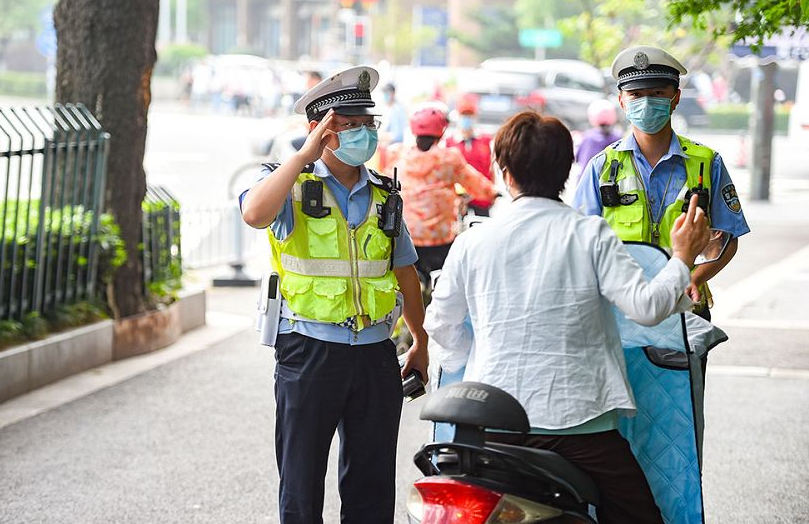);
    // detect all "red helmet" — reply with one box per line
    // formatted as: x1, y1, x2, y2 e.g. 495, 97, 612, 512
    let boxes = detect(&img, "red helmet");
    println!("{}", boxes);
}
456, 94, 479, 115
410, 103, 449, 137
587, 99, 618, 127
